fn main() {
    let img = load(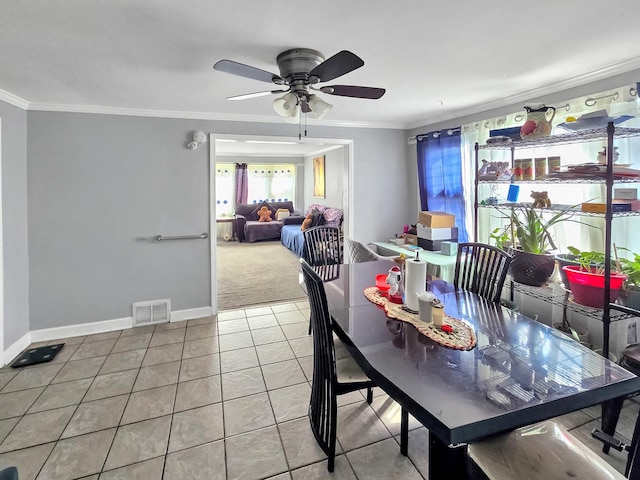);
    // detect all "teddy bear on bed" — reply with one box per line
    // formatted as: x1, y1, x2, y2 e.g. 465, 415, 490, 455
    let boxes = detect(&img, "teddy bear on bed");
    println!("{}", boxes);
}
257, 206, 272, 222
530, 191, 551, 208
